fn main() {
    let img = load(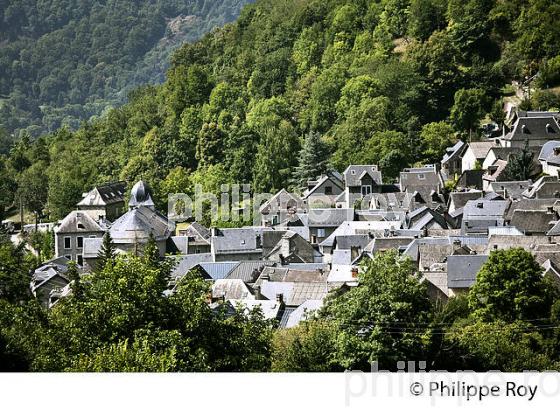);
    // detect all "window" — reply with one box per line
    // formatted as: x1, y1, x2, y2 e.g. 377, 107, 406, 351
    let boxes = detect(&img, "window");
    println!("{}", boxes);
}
64, 237, 71, 249
325, 186, 333, 195
418, 174, 425, 180
77, 237, 84, 248
317, 228, 326, 238
77, 223, 85, 229
77, 255, 83, 266
361, 185, 372, 196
